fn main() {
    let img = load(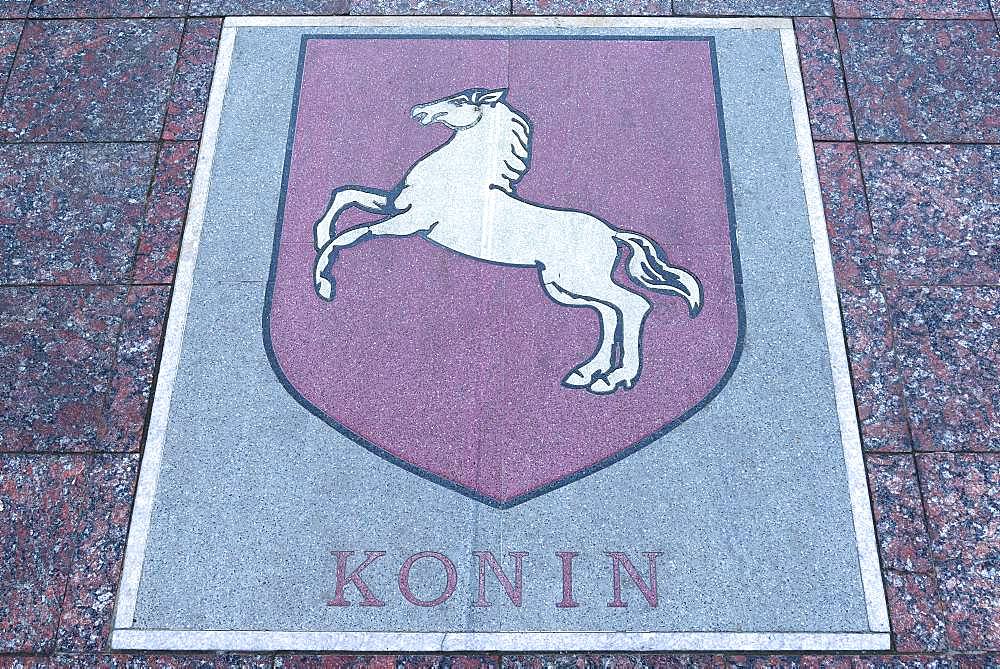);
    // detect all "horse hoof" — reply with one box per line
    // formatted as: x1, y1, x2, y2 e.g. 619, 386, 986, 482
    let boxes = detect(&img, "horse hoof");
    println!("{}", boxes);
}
588, 376, 636, 395
316, 278, 335, 301
562, 370, 592, 388
588, 378, 618, 395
